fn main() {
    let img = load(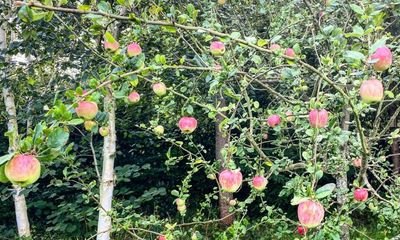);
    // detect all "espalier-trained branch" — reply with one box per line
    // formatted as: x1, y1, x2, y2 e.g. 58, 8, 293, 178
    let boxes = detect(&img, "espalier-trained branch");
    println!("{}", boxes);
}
16, 1, 369, 182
